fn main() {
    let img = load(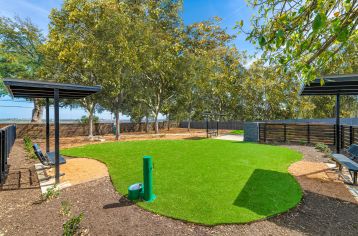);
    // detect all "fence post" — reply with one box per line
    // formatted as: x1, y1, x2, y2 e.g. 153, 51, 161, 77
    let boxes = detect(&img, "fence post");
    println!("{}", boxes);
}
350, 126, 353, 145
333, 125, 336, 146
341, 125, 344, 149
264, 123, 267, 142
283, 124, 287, 142
307, 124, 310, 143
